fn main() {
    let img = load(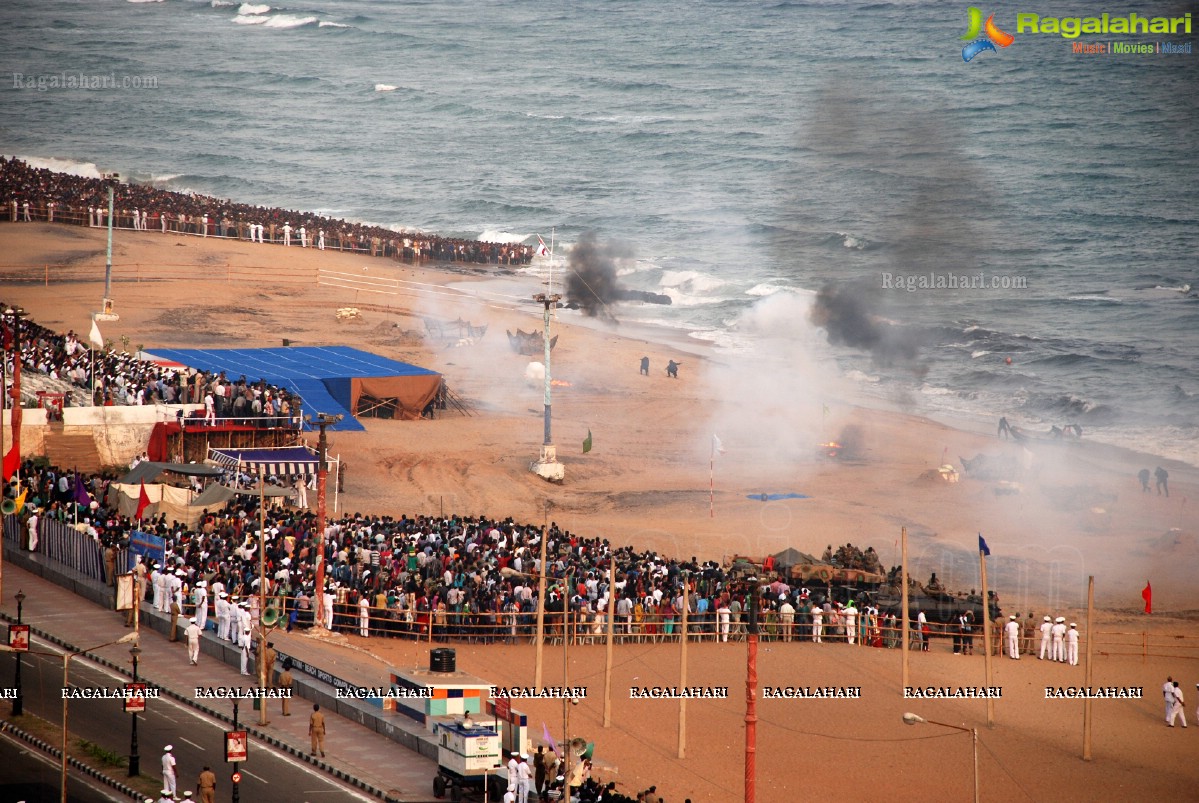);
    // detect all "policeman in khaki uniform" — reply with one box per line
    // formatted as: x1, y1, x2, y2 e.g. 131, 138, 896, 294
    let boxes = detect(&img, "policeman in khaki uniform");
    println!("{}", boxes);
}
309, 704, 326, 756
197, 765, 217, 803
279, 659, 294, 716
